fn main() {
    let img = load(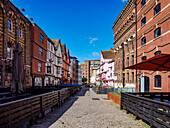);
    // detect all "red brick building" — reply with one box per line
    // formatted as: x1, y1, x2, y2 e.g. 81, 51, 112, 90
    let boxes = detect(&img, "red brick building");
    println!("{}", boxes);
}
61, 44, 70, 84
112, 0, 136, 88
31, 23, 47, 86
135, 0, 170, 92
0, 1, 32, 88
